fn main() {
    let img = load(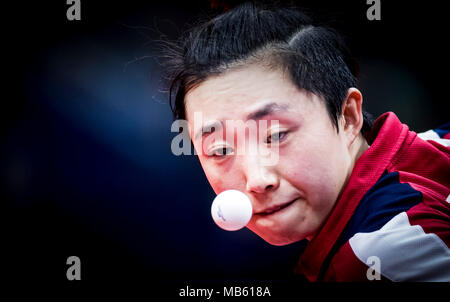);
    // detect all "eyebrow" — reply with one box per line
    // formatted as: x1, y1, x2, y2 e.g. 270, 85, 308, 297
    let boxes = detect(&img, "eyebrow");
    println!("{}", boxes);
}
194, 102, 289, 141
